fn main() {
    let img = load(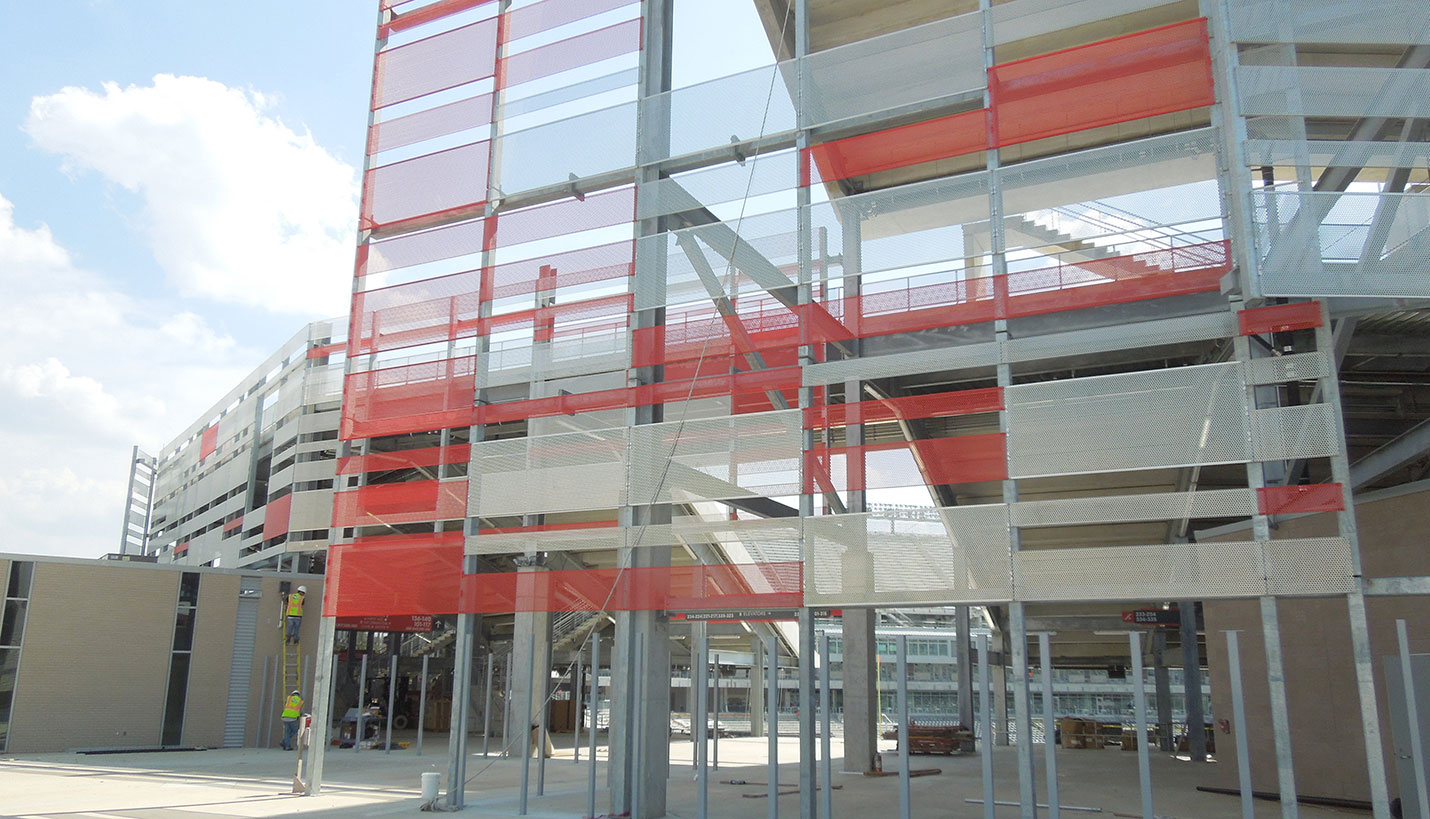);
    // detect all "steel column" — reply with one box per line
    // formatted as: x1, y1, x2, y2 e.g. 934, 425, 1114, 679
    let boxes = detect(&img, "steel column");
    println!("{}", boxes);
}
799, 609, 818, 819
573, 646, 582, 764
897, 634, 911, 819
355, 652, 367, 755
384, 651, 396, 754
1010, 603, 1036, 818
1038, 632, 1059, 819
819, 633, 833, 819
695, 622, 709, 819
978, 632, 995, 819
1260, 596, 1299, 819
418, 654, 428, 756
304, 618, 339, 795
588, 633, 600, 819
1225, 631, 1255, 819
482, 652, 493, 757
1130, 632, 1153, 819
1397, 620, 1430, 816
768, 633, 779, 817
713, 652, 720, 769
